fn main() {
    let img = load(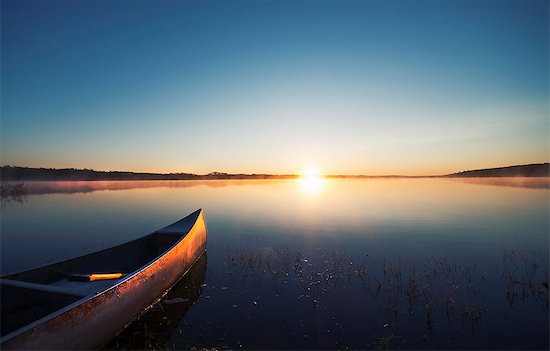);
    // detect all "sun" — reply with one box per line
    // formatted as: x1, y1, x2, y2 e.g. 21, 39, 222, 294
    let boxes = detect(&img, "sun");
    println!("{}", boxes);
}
298, 166, 325, 195
302, 166, 321, 180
